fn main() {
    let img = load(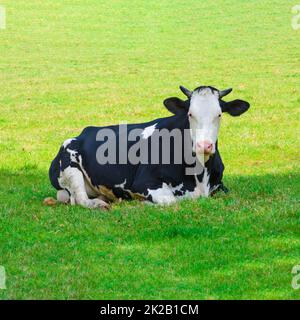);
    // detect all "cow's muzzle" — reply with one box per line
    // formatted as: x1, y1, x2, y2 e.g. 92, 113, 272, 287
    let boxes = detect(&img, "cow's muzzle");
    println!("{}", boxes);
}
196, 140, 213, 155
